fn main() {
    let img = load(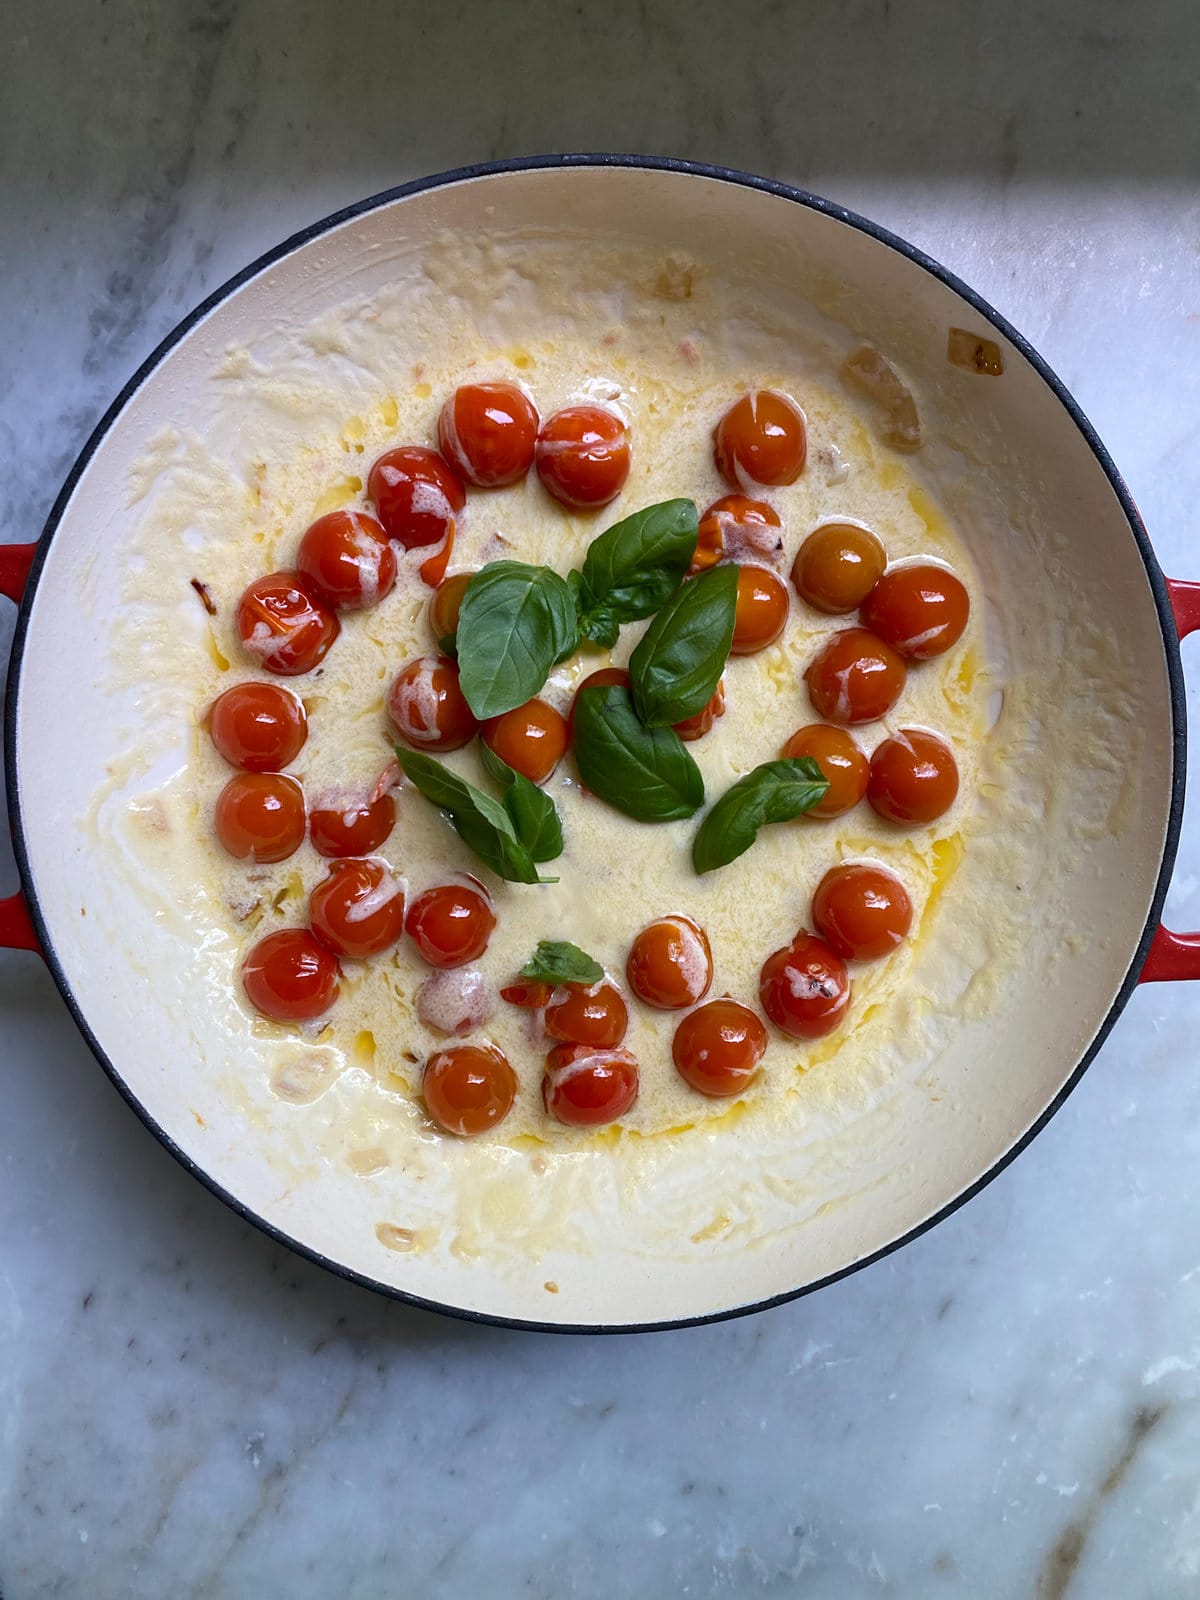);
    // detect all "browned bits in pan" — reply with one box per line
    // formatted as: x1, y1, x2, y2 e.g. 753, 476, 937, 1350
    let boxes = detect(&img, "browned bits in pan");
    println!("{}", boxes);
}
841, 345, 922, 452
190, 577, 217, 615
948, 327, 1005, 375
